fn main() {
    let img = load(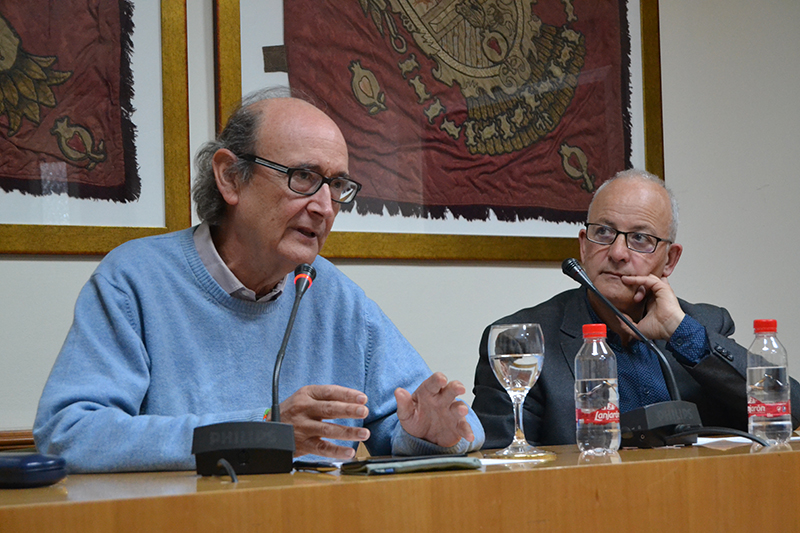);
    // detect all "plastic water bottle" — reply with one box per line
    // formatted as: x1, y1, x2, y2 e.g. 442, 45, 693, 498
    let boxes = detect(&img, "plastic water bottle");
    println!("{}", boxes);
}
575, 323, 620, 454
747, 319, 792, 445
